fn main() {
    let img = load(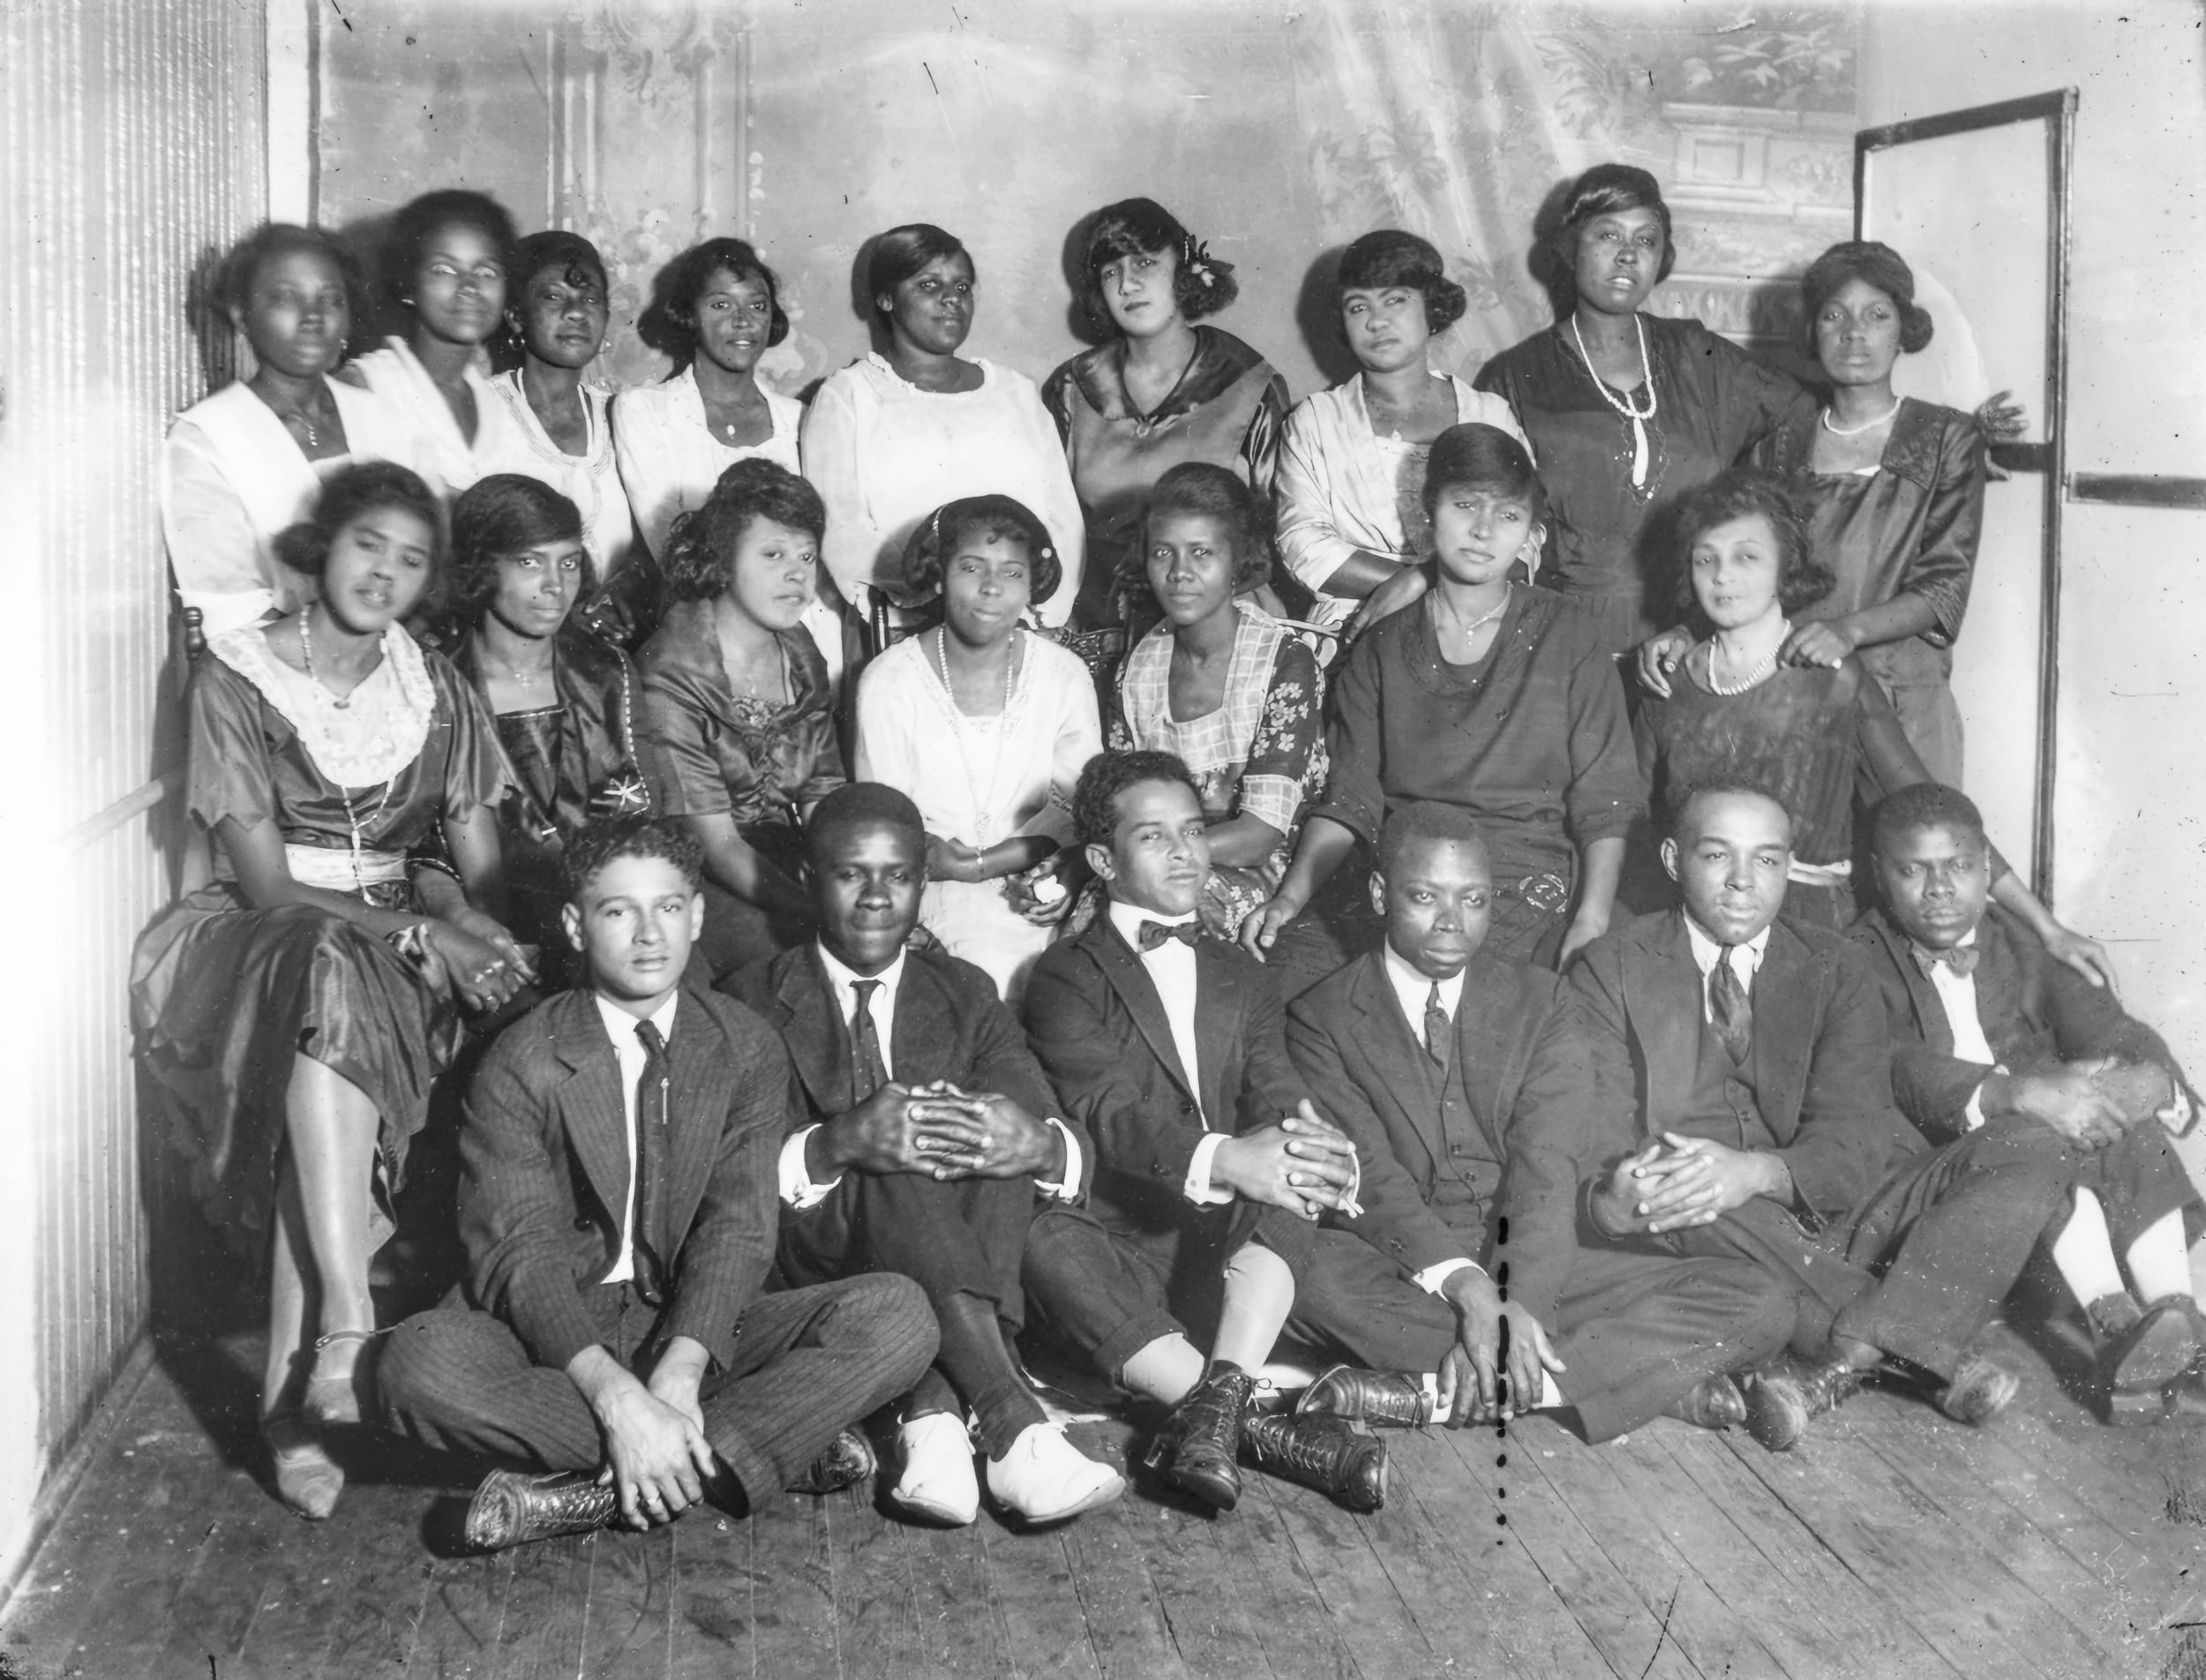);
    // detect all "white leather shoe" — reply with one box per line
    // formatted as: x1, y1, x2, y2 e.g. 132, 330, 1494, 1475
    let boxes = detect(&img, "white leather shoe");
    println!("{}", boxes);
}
889, 1413, 979, 1526
985, 1422, 1126, 1525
